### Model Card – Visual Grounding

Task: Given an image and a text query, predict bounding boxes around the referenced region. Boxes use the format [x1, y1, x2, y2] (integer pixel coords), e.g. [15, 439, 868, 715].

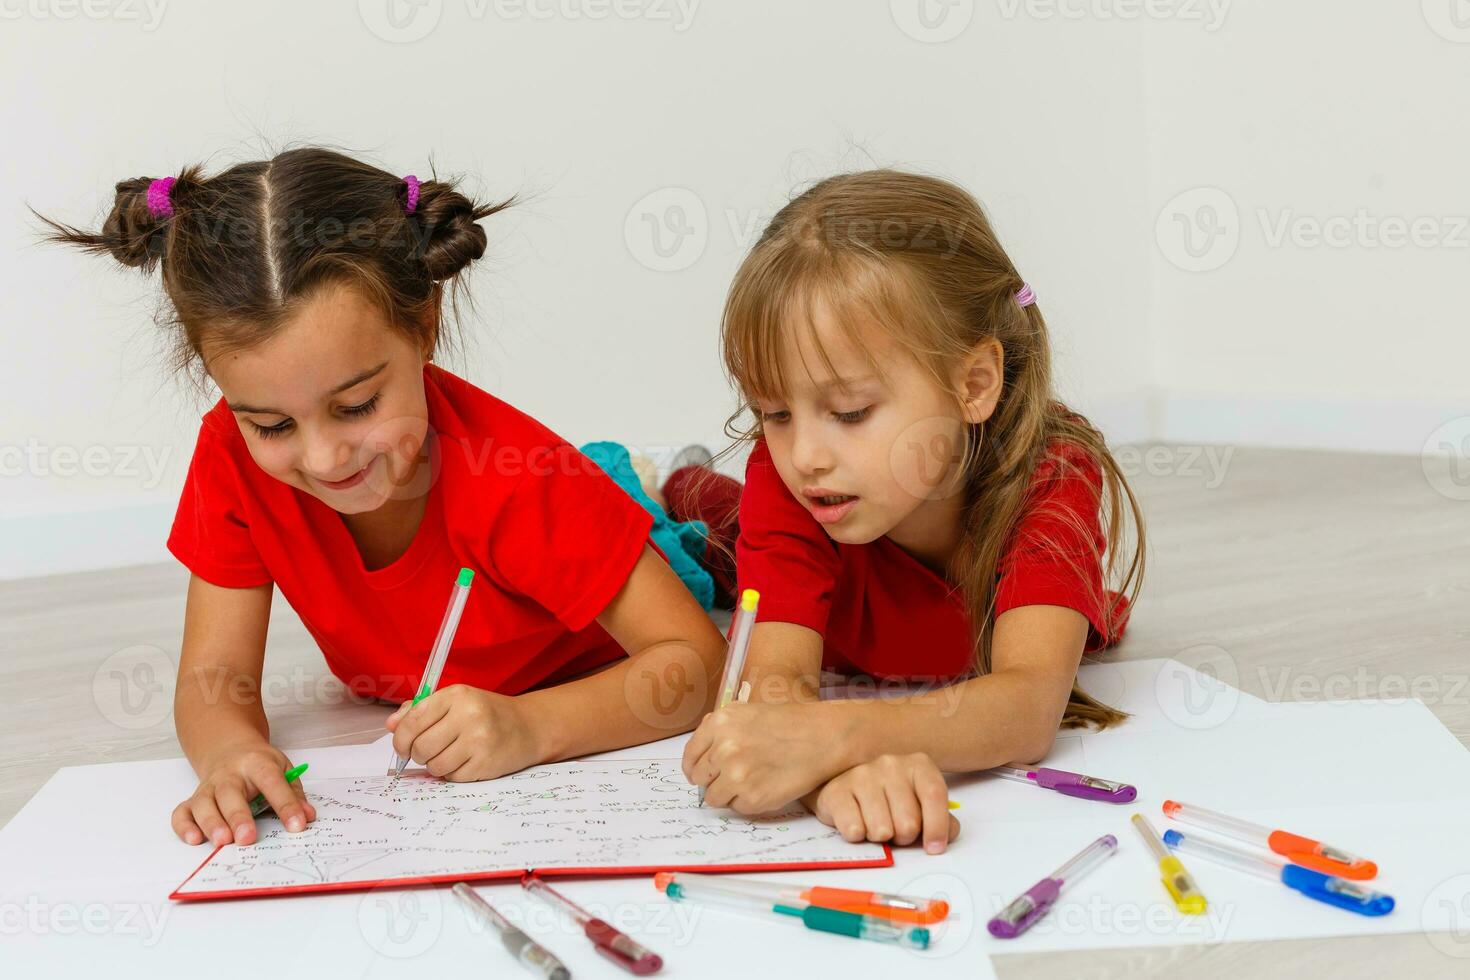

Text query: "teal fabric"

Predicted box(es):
[579, 441, 715, 611]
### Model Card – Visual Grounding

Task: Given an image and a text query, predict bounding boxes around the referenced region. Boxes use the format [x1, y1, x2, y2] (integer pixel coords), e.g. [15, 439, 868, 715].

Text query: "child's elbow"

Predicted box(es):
[1014, 722, 1059, 766]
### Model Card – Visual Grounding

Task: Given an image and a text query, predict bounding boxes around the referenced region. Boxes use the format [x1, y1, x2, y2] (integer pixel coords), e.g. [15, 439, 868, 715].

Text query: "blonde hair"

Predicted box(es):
[720, 170, 1144, 730]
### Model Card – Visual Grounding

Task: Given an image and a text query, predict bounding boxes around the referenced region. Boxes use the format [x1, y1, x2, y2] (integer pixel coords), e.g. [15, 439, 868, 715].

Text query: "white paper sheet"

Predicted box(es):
[174, 760, 887, 898]
[7, 659, 1470, 978]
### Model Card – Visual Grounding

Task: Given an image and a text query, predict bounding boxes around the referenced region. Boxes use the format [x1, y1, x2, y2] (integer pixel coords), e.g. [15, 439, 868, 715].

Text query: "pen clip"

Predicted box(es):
[1280, 865, 1395, 917]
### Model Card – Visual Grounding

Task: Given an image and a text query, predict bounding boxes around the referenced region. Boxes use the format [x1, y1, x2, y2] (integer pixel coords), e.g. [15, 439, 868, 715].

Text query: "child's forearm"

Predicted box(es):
[747, 659, 822, 704]
[174, 663, 274, 773]
[516, 638, 724, 764]
[824, 669, 1069, 773]
[743, 621, 824, 705]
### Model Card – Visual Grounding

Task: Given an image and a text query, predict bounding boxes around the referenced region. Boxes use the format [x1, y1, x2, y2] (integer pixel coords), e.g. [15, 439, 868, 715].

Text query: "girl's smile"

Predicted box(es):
[315, 453, 380, 492]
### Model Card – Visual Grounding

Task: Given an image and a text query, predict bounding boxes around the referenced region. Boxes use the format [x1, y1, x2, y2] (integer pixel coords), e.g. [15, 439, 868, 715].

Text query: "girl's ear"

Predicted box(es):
[956, 337, 1004, 425]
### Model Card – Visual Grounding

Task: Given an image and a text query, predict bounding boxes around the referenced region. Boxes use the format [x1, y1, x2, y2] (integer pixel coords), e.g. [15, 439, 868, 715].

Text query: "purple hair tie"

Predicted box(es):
[1015, 282, 1037, 308]
[403, 174, 421, 213]
[146, 176, 176, 218]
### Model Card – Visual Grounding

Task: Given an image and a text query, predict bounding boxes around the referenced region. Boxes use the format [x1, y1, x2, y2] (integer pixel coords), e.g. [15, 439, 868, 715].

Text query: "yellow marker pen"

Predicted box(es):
[1131, 813, 1207, 915]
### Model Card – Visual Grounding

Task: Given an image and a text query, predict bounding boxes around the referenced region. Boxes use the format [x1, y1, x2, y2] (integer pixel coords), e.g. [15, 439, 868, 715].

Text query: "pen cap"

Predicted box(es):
[1158, 856, 1208, 915]
[987, 878, 1061, 939]
[1035, 769, 1137, 804]
[1280, 865, 1394, 916]
[586, 919, 664, 975]
[1267, 830, 1378, 880]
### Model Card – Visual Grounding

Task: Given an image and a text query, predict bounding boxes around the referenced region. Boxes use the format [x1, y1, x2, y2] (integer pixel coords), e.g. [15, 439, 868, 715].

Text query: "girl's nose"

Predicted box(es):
[304, 432, 355, 479]
[790, 421, 834, 475]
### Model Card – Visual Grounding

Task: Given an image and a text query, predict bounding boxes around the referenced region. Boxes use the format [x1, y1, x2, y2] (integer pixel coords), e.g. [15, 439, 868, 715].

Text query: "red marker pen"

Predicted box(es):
[522, 875, 663, 975]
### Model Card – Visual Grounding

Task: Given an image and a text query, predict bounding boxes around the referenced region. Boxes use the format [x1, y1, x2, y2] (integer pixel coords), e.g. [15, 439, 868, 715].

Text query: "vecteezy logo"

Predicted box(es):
[889, 416, 969, 503]
[624, 188, 708, 272]
[1423, 0, 1470, 42]
[357, 884, 443, 957]
[624, 646, 707, 731]
[1155, 187, 1240, 272]
[1155, 645, 1241, 730]
[1423, 416, 1470, 501]
[896, 871, 974, 959]
[890, 0, 975, 43]
[92, 644, 175, 730]
[358, 0, 443, 43]
[1421, 873, 1470, 957]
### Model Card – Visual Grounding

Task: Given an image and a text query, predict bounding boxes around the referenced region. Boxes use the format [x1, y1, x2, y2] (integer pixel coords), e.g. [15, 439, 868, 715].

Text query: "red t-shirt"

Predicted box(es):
[735, 437, 1130, 683]
[166, 363, 655, 701]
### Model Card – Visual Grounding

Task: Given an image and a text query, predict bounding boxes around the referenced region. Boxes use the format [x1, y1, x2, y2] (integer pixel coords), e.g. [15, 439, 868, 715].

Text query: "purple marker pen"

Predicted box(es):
[988, 834, 1119, 939]
[991, 765, 1137, 804]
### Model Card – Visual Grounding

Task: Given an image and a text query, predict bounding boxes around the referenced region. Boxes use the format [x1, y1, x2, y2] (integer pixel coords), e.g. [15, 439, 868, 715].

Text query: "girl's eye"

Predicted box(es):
[246, 394, 380, 440]
[834, 406, 872, 424]
[343, 393, 380, 418]
[759, 409, 791, 424]
[250, 419, 292, 440]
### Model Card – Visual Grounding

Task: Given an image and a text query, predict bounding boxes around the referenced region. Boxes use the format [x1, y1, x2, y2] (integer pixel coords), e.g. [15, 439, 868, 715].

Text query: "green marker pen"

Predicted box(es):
[390, 567, 476, 776]
[249, 762, 309, 818]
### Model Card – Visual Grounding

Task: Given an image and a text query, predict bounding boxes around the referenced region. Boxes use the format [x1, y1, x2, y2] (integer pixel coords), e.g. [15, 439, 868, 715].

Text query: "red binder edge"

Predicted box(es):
[169, 845, 895, 902]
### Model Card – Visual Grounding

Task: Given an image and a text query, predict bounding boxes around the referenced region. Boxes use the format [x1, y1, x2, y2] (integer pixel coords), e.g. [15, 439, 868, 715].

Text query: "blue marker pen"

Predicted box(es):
[1163, 828, 1394, 916]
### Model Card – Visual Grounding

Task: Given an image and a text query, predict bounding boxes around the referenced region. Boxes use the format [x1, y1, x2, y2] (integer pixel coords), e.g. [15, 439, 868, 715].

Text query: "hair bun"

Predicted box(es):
[410, 179, 502, 280]
[102, 176, 177, 271]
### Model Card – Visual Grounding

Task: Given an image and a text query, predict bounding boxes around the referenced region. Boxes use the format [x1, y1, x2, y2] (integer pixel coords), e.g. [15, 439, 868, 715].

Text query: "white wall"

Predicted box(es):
[1, 1, 1155, 578]
[1144, 2, 1470, 451]
[8, 2, 1465, 580]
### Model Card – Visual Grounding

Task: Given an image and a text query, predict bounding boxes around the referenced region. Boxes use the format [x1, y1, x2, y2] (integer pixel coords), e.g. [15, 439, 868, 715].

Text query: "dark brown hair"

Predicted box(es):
[722, 170, 1146, 730]
[32, 145, 512, 390]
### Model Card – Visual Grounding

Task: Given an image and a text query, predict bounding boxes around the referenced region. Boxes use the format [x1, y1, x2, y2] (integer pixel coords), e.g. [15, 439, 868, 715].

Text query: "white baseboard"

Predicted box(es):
[1157, 391, 1466, 455]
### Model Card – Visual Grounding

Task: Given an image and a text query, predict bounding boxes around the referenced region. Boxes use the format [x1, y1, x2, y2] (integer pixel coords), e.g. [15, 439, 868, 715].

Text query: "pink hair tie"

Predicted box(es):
[1015, 282, 1037, 308]
[403, 174, 421, 213]
[146, 176, 176, 218]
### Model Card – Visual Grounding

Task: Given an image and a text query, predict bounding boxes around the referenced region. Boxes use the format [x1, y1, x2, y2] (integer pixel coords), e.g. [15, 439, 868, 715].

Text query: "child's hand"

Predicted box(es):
[683, 701, 854, 813]
[171, 740, 315, 846]
[805, 753, 960, 855]
[387, 684, 541, 781]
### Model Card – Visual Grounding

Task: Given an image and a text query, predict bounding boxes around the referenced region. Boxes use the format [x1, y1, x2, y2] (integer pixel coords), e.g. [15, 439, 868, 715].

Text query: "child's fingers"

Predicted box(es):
[295, 782, 317, 823]
[171, 800, 206, 845]
[851, 780, 894, 842]
[680, 723, 714, 784]
[883, 781, 924, 847]
[682, 742, 718, 789]
[702, 771, 738, 809]
[391, 695, 452, 760]
[824, 790, 866, 842]
[190, 793, 232, 847]
[407, 716, 459, 765]
[250, 762, 309, 833]
[425, 737, 471, 779]
[215, 782, 257, 845]
[912, 767, 952, 854]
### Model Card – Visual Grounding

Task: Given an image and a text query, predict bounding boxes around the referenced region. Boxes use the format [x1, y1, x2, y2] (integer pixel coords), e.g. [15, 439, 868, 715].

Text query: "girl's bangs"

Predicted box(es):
[727, 252, 936, 403]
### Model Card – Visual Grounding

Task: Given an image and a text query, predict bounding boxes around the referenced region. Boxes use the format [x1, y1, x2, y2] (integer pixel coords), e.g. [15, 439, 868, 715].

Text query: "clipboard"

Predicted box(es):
[171, 762, 893, 901]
